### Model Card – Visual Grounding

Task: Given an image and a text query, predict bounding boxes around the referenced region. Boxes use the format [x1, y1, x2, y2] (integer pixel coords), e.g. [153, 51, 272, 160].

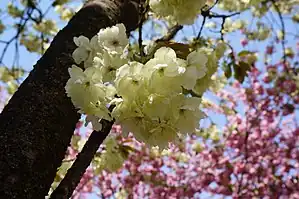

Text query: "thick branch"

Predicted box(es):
[50, 120, 114, 199]
[0, 0, 140, 198]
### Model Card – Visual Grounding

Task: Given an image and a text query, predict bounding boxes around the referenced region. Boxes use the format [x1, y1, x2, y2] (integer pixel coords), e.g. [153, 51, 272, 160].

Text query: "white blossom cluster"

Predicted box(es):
[66, 24, 224, 148]
[149, 0, 207, 25]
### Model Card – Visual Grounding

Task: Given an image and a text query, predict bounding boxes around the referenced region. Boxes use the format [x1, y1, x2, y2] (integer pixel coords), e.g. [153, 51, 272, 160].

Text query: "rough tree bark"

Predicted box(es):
[0, 0, 140, 198]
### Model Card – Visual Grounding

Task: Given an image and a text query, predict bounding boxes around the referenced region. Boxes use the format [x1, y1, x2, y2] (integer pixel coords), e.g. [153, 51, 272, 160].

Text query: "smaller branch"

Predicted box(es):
[196, 0, 240, 40]
[50, 116, 114, 199]
[137, 1, 149, 57]
[213, 12, 241, 40]
[0, 6, 34, 65]
[208, 12, 241, 19]
[196, 16, 207, 39]
[196, 0, 220, 39]
[156, 24, 183, 42]
[0, 37, 15, 65]
[12, 38, 20, 68]
[209, 0, 220, 11]
[0, 40, 8, 44]
[220, 17, 226, 40]
[0, 1, 50, 66]
[270, 0, 287, 64]
[138, 4, 144, 57]
[138, 24, 144, 57]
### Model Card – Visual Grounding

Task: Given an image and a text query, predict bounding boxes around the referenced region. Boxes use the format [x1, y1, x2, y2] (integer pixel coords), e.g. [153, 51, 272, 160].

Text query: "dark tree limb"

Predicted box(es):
[50, 105, 116, 199]
[50, 119, 114, 199]
[0, 0, 141, 198]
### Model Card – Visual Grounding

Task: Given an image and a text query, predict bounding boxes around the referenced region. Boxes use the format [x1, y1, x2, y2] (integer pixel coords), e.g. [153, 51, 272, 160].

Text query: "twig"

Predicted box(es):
[197, 16, 207, 39]
[156, 24, 183, 42]
[208, 12, 241, 40]
[270, 0, 286, 64]
[0, 7, 33, 65]
[209, 0, 220, 10]
[50, 117, 114, 199]
[137, 1, 149, 57]
[196, 0, 219, 39]
[0, 2, 45, 67]
[138, 3, 144, 57]
[0, 1, 50, 67]
[196, 0, 240, 40]
[138, 23, 144, 57]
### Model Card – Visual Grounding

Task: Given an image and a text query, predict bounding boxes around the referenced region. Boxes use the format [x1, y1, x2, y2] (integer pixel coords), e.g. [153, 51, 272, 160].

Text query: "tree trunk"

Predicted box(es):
[0, 1, 140, 198]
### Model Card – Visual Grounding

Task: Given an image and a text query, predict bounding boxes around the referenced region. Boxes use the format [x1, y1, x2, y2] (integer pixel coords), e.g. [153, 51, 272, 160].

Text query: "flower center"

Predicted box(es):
[111, 39, 120, 46]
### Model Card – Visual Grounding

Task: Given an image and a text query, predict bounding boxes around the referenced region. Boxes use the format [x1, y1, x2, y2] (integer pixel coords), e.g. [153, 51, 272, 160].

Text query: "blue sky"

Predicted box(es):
[1, 1, 297, 71]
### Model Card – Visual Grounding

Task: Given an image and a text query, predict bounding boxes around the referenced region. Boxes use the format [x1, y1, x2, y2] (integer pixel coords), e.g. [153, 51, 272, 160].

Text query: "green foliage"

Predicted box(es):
[233, 61, 251, 83]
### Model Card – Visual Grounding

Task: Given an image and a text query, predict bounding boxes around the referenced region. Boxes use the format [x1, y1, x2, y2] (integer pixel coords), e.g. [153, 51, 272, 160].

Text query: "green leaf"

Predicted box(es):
[11, 68, 25, 79]
[0, 67, 13, 82]
[222, 61, 232, 79]
[156, 41, 190, 59]
[238, 50, 252, 57]
[233, 61, 251, 83]
[70, 134, 81, 150]
[7, 81, 18, 94]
